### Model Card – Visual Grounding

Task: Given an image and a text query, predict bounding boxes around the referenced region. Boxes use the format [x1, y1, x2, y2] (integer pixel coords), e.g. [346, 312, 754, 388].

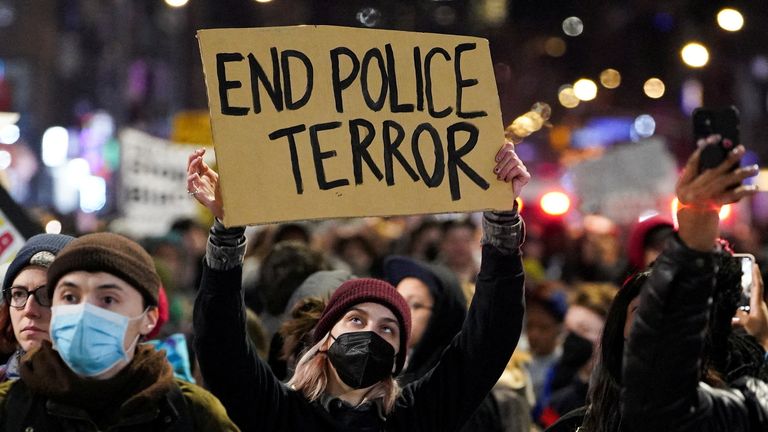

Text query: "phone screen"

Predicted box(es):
[734, 253, 755, 305]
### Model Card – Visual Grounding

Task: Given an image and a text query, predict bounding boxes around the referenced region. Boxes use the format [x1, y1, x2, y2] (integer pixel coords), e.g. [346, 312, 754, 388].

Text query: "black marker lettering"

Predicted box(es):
[361, 48, 387, 111]
[281, 50, 314, 110]
[309, 122, 349, 190]
[455, 43, 487, 119]
[413, 47, 424, 112]
[330, 47, 360, 113]
[411, 123, 445, 187]
[424, 48, 452, 118]
[446, 122, 489, 200]
[349, 118, 383, 184]
[247, 48, 283, 114]
[216, 53, 249, 116]
[268, 124, 308, 194]
[383, 120, 419, 185]
[385, 44, 414, 113]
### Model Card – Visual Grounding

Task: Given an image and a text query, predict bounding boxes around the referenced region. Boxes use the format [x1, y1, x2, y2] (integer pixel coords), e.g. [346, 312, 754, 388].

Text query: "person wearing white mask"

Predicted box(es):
[0, 232, 238, 431]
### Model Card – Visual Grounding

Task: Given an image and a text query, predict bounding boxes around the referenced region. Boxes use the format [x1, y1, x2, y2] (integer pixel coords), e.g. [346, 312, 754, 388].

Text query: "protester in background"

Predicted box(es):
[537, 282, 616, 428]
[624, 215, 674, 276]
[403, 218, 442, 262]
[333, 234, 380, 278]
[170, 217, 209, 293]
[562, 215, 625, 284]
[391, 252, 537, 432]
[244, 240, 328, 336]
[438, 218, 480, 286]
[621, 138, 767, 431]
[525, 287, 567, 402]
[0, 232, 238, 431]
[187, 140, 529, 432]
[270, 269, 353, 380]
[0, 233, 74, 382]
[383, 255, 466, 384]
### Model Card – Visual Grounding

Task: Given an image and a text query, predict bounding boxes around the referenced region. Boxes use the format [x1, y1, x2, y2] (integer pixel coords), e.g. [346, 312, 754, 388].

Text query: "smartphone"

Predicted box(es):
[692, 106, 741, 172]
[733, 253, 754, 308]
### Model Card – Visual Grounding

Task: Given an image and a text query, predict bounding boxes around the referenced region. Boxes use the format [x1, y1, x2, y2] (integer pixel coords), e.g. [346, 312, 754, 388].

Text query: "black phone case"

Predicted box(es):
[693, 106, 740, 172]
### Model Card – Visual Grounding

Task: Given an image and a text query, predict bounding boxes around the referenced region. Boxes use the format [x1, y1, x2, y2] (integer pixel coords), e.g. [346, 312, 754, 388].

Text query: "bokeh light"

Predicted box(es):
[558, 85, 580, 108]
[80, 175, 107, 213]
[599, 69, 621, 89]
[643, 78, 666, 99]
[681, 42, 710, 68]
[42, 126, 69, 167]
[719, 204, 732, 221]
[45, 220, 62, 234]
[544, 37, 566, 57]
[717, 8, 744, 32]
[540, 192, 570, 216]
[0, 150, 11, 170]
[573, 78, 598, 101]
[356, 7, 382, 27]
[164, 0, 189, 8]
[0, 124, 20, 144]
[562, 17, 583, 37]
[633, 114, 656, 138]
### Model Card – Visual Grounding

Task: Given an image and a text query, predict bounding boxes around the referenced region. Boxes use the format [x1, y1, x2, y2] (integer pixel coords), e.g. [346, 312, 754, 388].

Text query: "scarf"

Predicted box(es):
[20, 341, 175, 427]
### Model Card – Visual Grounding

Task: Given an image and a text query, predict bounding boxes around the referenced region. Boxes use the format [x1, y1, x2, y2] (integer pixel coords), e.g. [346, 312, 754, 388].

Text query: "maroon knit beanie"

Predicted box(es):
[313, 278, 411, 375]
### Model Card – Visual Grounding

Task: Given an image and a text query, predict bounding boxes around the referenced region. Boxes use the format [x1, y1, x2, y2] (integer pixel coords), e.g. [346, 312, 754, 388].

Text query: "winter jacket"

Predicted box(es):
[0, 343, 239, 431]
[194, 213, 526, 432]
[621, 234, 768, 432]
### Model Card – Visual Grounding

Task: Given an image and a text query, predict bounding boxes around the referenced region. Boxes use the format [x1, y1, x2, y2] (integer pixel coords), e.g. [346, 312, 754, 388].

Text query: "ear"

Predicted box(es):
[139, 306, 160, 337]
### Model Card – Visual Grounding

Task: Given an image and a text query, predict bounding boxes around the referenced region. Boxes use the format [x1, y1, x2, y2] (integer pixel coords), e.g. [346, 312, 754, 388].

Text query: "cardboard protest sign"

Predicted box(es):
[0, 185, 42, 264]
[198, 26, 511, 226]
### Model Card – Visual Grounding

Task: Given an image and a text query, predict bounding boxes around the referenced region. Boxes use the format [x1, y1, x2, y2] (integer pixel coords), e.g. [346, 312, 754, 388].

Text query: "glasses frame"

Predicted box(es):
[3, 286, 51, 309]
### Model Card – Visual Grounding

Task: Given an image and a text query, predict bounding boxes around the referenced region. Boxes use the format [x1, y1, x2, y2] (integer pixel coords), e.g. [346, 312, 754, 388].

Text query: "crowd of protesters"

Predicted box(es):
[0, 133, 766, 431]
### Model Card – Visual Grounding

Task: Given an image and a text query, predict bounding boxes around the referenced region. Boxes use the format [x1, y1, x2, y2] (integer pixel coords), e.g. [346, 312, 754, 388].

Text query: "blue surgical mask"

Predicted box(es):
[50, 303, 146, 377]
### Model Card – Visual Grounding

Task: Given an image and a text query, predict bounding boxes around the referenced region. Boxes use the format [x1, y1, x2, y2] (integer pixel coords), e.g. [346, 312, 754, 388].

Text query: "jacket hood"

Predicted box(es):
[383, 256, 466, 382]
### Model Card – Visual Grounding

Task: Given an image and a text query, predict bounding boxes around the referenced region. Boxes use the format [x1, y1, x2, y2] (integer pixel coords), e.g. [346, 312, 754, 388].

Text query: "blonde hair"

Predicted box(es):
[287, 332, 402, 414]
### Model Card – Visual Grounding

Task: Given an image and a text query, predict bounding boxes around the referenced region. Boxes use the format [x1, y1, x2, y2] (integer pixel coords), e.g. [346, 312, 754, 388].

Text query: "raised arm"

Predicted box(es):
[188, 149, 294, 432]
[392, 142, 530, 430]
[621, 137, 760, 431]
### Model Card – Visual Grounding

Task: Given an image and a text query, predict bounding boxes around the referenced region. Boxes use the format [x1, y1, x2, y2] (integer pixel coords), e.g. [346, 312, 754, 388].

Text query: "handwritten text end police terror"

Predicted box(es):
[216, 43, 492, 201]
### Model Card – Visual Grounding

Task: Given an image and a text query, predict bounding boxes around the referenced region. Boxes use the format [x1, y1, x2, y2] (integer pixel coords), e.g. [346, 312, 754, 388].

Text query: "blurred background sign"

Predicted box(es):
[110, 128, 213, 238]
[569, 138, 677, 224]
[171, 110, 213, 145]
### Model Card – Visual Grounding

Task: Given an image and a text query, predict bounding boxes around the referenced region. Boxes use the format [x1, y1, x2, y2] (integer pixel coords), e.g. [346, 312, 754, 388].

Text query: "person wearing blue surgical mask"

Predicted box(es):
[0, 232, 239, 431]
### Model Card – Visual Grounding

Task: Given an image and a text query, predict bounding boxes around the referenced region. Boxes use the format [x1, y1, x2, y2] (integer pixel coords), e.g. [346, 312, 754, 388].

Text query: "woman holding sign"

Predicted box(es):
[187, 141, 530, 431]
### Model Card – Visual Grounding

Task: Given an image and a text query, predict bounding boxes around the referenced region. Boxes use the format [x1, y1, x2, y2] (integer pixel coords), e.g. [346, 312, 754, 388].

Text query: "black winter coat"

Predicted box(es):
[194, 242, 525, 432]
[621, 235, 768, 432]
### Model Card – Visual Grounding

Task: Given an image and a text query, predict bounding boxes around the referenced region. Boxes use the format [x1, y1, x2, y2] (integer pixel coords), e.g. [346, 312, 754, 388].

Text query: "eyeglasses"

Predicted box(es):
[408, 302, 433, 312]
[3, 286, 51, 309]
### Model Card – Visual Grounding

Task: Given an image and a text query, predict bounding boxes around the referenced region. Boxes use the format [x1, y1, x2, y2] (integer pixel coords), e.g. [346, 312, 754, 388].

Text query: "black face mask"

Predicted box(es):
[326, 331, 396, 389]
